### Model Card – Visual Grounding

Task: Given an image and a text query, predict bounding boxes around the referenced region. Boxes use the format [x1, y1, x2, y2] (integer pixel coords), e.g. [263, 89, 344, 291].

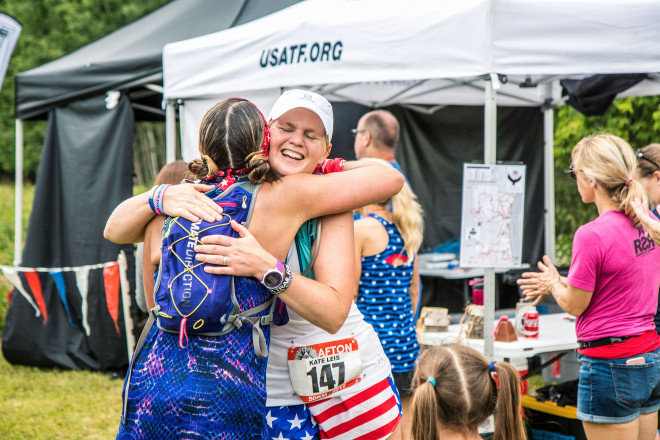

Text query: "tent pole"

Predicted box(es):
[165, 100, 176, 164]
[543, 84, 556, 262]
[178, 100, 185, 158]
[483, 77, 497, 360]
[14, 119, 23, 266]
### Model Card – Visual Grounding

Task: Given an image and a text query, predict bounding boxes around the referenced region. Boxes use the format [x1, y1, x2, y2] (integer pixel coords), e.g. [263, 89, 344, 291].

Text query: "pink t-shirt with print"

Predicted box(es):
[567, 210, 660, 341]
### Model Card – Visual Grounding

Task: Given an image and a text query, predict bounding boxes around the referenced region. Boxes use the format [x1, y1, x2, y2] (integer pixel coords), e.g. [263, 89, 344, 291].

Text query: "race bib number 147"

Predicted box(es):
[287, 338, 363, 403]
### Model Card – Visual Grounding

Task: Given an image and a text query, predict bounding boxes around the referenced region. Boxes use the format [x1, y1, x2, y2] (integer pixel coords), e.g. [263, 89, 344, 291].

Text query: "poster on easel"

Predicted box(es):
[459, 163, 526, 268]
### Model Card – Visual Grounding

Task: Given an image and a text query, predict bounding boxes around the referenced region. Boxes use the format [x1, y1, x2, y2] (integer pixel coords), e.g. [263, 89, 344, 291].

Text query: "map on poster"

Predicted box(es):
[459, 163, 525, 268]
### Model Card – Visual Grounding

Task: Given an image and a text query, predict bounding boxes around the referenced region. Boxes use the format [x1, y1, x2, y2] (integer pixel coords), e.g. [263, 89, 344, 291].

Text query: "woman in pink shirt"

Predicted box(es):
[518, 134, 660, 440]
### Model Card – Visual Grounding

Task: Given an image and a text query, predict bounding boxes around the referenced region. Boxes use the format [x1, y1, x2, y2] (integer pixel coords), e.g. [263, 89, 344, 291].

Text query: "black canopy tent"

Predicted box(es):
[14, 0, 303, 121]
[5, 0, 303, 370]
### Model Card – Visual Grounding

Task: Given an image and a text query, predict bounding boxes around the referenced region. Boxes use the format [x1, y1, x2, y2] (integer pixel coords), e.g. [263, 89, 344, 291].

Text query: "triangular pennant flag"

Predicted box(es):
[103, 263, 121, 334]
[118, 251, 136, 357]
[24, 270, 47, 324]
[1, 267, 41, 317]
[73, 267, 91, 336]
[49, 270, 77, 329]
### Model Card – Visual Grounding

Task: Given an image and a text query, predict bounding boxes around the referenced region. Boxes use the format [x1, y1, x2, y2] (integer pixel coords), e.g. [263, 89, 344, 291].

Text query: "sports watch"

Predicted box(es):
[261, 259, 286, 290]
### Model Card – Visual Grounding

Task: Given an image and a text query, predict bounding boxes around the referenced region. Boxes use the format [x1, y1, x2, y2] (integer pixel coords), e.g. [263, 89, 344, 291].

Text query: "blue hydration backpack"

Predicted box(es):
[152, 180, 287, 358]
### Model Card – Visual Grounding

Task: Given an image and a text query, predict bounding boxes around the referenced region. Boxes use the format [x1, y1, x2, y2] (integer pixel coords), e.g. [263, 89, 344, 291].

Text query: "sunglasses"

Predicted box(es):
[636, 149, 660, 170]
[351, 128, 367, 137]
[569, 167, 581, 180]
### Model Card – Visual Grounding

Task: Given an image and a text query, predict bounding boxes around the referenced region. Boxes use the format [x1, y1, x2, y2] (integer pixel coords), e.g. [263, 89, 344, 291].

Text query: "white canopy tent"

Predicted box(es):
[161, 0, 660, 357]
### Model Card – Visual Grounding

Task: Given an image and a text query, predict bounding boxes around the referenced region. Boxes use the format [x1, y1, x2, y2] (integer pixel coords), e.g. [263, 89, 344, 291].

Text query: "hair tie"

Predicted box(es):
[489, 362, 496, 372]
[261, 123, 271, 157]
[426, 377, 436, 387]
[625, 177, 633, 186]
[201, 154, 219, 175]
[202, 167, 248, 190]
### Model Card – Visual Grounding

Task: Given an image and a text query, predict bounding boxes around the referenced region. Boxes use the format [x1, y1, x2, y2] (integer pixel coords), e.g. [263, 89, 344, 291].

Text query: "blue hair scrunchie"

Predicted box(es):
[489, 361, 496, 372]
[426, 377, 436, 387]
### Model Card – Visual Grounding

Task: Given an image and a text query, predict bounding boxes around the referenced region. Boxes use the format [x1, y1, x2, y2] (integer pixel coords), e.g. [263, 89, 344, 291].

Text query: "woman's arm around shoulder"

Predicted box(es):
[272, 163, 404, 222]
[104, 183, 222, 244]
[104, 192, 155, 244]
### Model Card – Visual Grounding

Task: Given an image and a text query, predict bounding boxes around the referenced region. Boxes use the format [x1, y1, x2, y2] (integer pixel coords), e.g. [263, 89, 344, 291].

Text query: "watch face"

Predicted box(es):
[264, 271, 283, 288]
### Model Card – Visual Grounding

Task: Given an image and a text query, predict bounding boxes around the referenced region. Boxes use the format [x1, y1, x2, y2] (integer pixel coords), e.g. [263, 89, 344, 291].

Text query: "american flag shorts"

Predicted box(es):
[266, 375, 402, 440]
[265, 403, 319, 440]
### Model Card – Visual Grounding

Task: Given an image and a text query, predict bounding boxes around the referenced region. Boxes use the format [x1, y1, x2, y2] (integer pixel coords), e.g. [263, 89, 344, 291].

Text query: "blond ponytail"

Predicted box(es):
[620, 178, 648, 228]
[391, 181, 424, 258]
[572, 134, 648, 227]
[355, 158, 424, 258]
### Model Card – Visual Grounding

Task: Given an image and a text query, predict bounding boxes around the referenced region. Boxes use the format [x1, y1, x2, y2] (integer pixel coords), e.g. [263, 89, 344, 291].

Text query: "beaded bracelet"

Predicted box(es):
[156, 184, 171, 215]
[152, 185, 164, 215]
[147, 185, 158, 214]
[160, 184, 172, 212]
[154, 184, 171, 215]
[148, 184, 171, 215]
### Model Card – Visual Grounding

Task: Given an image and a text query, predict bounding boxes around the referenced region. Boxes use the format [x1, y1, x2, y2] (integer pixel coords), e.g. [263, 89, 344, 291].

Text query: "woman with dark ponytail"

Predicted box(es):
[632, 144, 660, 248]
[106, 97, 404, 439]
[519, 134, 660, 440]
[410, 344, 525, 440]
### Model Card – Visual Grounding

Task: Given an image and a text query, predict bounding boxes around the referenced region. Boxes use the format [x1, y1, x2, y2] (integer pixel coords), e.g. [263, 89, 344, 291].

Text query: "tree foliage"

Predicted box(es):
[0, 0, 170, 181]
[553, 96, 660, 265]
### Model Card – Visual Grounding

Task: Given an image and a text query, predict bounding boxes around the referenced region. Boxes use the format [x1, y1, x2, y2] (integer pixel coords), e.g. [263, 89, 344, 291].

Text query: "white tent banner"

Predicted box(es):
[164, 0, 660, 157]
[164, 0, 490, 102]
[163, 0, 660, 100]
[491, 0, 660, 75]
[0, 14, 21, 94]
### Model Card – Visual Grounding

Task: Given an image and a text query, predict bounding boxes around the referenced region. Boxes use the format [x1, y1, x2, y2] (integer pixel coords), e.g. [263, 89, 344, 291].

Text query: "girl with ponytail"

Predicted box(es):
[518, 134, 660, 440]
[410, 344, 525, 440]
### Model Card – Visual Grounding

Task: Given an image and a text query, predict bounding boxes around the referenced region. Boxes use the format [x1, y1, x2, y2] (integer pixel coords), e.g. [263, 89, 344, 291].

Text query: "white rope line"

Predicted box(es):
[0, 260, 119, 273]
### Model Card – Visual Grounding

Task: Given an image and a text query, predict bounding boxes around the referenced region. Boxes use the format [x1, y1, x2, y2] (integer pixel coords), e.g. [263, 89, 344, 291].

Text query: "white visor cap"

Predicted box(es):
[268, 89, 334, 142]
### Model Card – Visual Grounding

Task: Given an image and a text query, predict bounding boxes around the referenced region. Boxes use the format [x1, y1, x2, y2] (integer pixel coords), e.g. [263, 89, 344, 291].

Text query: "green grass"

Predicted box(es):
[0, 354, 123, 439]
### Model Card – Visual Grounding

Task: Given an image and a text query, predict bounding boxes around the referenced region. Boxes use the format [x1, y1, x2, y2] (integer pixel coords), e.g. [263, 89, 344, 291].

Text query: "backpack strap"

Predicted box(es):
[217, 181, 275, 358]
[219, 295, 276, 359]
[292, 218, 322, 278]
[301, 218, 322, 277]
[153, 293, 274, 359]
[122, 306, 159, 422]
